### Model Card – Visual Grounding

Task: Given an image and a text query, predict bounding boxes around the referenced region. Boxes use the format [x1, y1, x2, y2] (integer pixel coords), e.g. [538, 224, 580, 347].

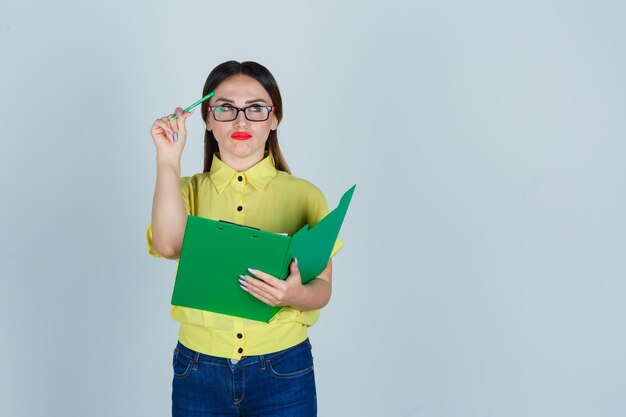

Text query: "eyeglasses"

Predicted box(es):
[208, 105, 276, 122]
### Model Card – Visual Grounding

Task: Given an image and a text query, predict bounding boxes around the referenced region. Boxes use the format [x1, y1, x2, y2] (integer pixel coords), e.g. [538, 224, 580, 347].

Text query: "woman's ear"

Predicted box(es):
[270, 114, 278, 131]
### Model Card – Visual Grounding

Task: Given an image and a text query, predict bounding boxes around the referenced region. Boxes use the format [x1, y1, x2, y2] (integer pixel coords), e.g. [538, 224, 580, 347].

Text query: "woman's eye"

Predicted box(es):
[216, 106, 234, 113]
[248, 105, 263, 112]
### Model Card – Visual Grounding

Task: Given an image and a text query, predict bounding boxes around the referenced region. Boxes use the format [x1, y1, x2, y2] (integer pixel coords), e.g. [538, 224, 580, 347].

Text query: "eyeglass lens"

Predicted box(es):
[213, 106, 270, 121]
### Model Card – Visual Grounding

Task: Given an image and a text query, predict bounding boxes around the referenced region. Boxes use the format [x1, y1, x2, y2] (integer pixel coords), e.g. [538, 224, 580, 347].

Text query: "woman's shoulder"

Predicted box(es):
[274, 171, 326, 200]
[274, 171, 330, 224]
[179, 172, 211, 187]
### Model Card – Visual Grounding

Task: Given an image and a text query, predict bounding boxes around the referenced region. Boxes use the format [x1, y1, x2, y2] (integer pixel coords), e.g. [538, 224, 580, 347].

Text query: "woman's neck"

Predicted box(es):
[219, 153, 264, 173]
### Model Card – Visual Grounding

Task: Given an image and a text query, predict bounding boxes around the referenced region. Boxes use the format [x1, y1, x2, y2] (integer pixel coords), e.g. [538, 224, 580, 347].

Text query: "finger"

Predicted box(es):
[178, 109, 193, 125]
[152, 120, 174, 142]
[152, 119, 173, 132]
[247, 268, 282, 287]
[289, 258, 301, 277]
[284, 259, 302, 284]
[243, 285, 277, 306]
[239, 275, 278, 298]
[157, 117, 175, 134]
[176, 109, 192, 138]
[240, 278, 278, 306]
[240, 275, 286, 306]
[169, 111, 180, 132]
[163, 108, 180, 129]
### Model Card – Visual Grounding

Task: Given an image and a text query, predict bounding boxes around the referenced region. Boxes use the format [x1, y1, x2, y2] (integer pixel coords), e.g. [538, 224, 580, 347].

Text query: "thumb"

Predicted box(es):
[177, 109, 193, 136]
[288, 258, 300, 279]
[171, 108, 187, 137]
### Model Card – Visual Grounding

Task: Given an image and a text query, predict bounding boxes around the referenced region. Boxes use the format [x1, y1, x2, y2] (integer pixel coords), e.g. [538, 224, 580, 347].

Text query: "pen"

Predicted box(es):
[170, 91, 215, 120]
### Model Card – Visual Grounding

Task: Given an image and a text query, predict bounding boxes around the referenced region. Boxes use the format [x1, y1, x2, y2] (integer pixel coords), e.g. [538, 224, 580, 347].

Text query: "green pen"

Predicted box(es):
[170, 91, 215, 120]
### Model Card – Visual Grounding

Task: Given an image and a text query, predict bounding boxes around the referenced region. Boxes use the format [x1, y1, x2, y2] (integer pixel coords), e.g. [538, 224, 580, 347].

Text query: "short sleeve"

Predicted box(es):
[146, 176, 195, 259]
[146, 224, 163, 258]
[179, 176, 195, 216]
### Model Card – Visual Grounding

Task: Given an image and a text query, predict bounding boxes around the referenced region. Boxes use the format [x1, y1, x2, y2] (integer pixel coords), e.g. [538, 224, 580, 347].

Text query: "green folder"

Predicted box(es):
[171, 184, 356, 323]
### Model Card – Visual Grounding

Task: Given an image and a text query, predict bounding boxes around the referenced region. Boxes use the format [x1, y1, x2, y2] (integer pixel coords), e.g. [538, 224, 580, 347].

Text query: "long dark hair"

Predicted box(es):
[200, 61, 290, 174]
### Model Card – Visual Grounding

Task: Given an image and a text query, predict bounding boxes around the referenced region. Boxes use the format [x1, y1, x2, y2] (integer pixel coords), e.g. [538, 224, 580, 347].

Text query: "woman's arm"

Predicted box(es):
[240, 259, 333, 311]
[150, 108, 192, 259]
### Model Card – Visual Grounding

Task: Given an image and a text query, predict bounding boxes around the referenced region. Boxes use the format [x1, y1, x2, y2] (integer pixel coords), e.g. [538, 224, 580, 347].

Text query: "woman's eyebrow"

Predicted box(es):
[214, 98, 268, 104]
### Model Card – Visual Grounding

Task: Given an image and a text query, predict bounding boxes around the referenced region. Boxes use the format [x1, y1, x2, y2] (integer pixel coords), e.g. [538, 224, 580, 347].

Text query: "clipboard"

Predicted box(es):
[171, 184, 356, 322]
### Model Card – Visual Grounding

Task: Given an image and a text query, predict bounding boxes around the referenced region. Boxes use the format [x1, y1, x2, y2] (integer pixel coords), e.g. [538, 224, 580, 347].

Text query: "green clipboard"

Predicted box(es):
[171, 184, 356, 322]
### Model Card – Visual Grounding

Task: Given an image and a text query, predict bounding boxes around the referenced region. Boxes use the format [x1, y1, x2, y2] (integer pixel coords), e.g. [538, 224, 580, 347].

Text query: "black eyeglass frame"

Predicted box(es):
[208, 105, 276, 122]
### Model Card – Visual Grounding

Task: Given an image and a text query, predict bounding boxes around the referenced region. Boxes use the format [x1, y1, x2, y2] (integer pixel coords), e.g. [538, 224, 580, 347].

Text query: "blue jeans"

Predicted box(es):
[172, 339, 317, 417]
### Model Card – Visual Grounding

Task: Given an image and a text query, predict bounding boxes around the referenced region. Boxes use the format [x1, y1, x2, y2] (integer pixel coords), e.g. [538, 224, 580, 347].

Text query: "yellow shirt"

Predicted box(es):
[147, 155, 342, 359]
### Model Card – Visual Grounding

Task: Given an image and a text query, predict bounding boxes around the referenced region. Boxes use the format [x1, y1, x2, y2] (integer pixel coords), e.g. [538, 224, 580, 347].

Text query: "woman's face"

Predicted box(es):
[205, 74, 278, 169]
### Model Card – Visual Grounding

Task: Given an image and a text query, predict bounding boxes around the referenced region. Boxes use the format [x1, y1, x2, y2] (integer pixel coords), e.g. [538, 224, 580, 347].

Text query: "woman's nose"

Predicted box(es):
[233, 110, 249, 127]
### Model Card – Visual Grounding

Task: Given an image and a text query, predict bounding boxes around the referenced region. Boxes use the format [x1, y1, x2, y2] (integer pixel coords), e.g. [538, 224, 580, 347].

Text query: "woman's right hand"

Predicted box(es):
[150, 107, 193, 162]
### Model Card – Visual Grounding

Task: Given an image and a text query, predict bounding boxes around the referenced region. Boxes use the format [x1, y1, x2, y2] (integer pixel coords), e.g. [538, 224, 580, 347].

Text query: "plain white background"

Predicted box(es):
[1, 1, 625, 416]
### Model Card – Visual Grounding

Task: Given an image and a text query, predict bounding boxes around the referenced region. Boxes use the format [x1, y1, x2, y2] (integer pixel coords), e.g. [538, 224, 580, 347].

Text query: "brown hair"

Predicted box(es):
[200, 61, 290, 174]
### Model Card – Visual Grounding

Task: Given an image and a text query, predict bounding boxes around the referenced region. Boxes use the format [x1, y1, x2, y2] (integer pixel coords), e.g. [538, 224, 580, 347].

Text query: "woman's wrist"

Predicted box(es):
[156, 155, 181, 174]
[289, 278, 331, 311]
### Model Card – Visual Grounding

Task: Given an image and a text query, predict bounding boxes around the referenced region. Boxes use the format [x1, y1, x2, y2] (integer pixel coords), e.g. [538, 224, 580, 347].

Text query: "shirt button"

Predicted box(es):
[238, 348, 243, 354]
[238, 176, 243, 182]
[237, 206, 243, 212]
[230, 359, 239, 365]
[237, 333, 243, 339]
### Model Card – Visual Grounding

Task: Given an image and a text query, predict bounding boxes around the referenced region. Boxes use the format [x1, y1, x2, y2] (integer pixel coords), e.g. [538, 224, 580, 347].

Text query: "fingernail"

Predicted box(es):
[173, 132, 178, 141]
[165, 127, 173, 134]
[295, 258, 298, 265]
[240, 285, 249, 292]
[248, 268, 257, 274]
[239, 274, 247, 281]
[175, 109, 182, 116]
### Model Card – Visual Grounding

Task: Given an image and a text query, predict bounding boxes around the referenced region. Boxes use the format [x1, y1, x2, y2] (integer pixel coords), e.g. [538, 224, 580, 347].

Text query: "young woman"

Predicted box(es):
[147, 61, 342, 417]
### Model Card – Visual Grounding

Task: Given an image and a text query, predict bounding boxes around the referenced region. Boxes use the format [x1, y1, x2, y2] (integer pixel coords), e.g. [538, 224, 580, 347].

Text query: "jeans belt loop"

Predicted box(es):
[192, 352, 200, 371]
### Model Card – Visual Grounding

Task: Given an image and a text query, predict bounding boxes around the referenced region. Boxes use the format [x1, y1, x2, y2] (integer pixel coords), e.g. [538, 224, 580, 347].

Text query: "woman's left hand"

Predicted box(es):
[240, 259, 304, 307]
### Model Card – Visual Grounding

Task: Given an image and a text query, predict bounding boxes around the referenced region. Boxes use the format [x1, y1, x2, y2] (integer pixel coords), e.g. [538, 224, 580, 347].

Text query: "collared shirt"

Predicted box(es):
[147, 154, 342, 359]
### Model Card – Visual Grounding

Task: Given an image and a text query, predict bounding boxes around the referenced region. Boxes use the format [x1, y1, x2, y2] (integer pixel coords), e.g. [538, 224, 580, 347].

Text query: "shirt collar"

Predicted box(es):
[209, 154, 278, 194]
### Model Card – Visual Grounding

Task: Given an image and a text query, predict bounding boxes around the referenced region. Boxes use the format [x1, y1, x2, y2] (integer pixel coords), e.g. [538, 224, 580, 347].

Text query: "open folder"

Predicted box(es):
[171, 184, 356, 323]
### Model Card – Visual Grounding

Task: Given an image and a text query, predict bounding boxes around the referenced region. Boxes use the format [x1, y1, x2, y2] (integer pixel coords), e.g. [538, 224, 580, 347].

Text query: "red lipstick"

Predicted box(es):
[231, 132, 252, 140]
